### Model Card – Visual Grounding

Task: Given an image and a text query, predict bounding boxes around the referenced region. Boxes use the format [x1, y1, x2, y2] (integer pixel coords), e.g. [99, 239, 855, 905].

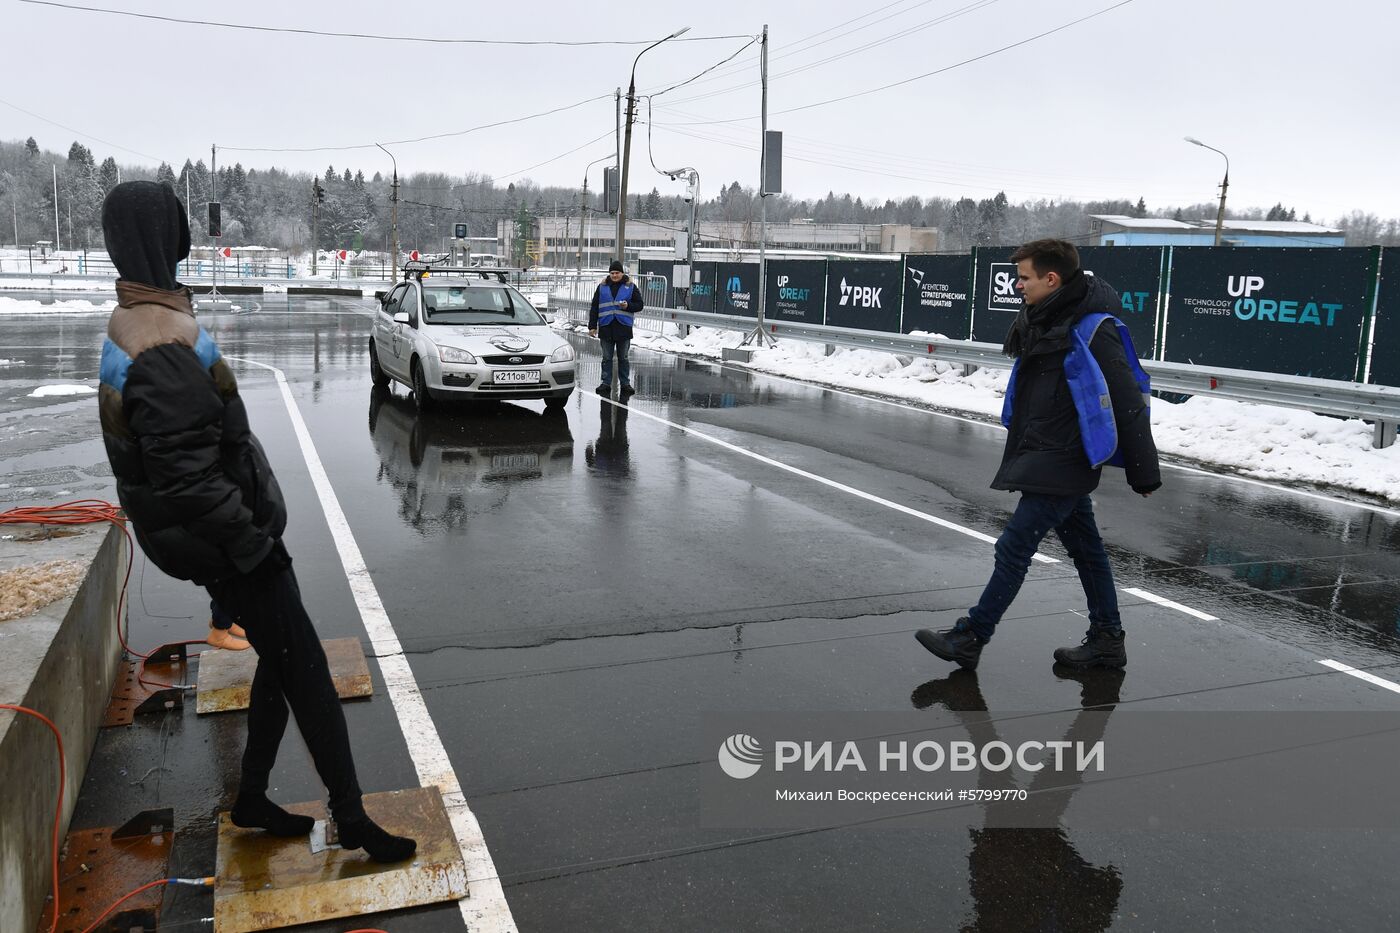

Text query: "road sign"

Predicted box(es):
[220, 246, 232, 258]
[338, 249, 348, 261]
[409, 249, 420, 261]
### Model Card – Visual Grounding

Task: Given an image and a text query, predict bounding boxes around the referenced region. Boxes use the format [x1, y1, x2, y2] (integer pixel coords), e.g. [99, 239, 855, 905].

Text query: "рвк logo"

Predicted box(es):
[838, 277, 882, 308]
[718, 733, 764, 779]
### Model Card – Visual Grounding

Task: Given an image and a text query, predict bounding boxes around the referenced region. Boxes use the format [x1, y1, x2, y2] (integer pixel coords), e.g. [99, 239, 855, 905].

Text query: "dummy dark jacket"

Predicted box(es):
[588, 275, 644, 340]
[993, 273, 1161, 497]
[98, 281, 286, 585]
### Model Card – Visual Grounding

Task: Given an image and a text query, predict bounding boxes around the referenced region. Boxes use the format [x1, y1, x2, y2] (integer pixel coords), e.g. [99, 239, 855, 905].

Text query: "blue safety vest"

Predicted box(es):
[598, 282, 635, 328]
[1001, 313, 1151, 469]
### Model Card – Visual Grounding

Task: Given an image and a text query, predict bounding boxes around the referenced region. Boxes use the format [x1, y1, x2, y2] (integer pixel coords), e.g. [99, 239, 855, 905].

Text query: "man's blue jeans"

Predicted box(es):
[967, 493, 1121, 642]
[600, 336, 631, 388]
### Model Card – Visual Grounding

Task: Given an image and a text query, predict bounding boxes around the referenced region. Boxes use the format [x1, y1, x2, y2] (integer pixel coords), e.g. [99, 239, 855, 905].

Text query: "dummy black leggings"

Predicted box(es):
[205, 544, 365, 822]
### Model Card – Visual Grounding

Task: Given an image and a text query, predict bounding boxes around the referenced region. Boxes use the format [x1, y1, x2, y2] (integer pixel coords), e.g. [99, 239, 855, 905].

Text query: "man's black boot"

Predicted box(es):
[914, 617, 985, 671]
[596, 383, 610, 396]
[1053, 628, 1127, 670]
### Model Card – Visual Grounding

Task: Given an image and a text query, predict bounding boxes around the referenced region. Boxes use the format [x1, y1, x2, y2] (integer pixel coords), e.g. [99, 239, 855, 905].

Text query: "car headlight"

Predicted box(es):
[438, 345, 477, 364]
[548, 343, 575, 363]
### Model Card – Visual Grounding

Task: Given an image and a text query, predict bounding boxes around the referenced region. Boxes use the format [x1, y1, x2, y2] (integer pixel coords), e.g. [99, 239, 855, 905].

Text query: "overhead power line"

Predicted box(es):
[0, 95, 170, 164]
[666, 0, 1138, 125]
[220, 93, 612, 153]
[20, 1, 751, 45]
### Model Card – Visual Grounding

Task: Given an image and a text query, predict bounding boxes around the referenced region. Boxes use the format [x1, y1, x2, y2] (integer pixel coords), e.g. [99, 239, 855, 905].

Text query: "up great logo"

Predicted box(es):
[1226, 274, 1342, 327]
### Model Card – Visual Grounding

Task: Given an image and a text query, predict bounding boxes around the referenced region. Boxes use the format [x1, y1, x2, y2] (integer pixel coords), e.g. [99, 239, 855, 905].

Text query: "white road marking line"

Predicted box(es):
[1122, 586, 1219, 621]
[1317, 659, 1400, 696]
[610, 399, 1058, 563]
[232, 356, 515, 933]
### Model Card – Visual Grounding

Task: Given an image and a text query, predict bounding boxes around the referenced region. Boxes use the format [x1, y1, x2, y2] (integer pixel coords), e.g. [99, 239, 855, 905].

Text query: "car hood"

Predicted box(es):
[426, 325, 567, 355]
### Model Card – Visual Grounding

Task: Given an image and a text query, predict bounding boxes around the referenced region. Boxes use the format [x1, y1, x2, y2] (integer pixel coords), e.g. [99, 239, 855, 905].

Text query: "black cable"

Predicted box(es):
[20, 1, 752, 45]
[667, 0, 1138, 125]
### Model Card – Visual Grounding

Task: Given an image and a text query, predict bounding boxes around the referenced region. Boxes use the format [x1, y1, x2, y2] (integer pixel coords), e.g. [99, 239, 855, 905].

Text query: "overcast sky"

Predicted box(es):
[2, 0, 1395, 222]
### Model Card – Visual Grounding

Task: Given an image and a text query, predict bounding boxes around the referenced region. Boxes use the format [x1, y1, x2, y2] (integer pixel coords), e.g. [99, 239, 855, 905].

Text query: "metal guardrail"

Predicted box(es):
[552, 296, 1400, 449]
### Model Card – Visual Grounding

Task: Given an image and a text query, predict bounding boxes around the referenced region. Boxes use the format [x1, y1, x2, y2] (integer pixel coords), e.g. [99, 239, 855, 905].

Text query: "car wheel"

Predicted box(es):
[412, 359, 435, 412]
[369, 341, 390, 388]
[545, 394, 569, 411]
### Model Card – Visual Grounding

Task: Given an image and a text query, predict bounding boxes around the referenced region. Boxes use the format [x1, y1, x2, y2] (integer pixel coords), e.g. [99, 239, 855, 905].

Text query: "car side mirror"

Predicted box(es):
[393, 312, 410, 324]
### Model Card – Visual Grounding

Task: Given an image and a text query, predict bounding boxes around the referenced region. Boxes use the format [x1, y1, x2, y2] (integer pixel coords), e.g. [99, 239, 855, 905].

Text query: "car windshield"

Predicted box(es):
[421, 285, 543, 326]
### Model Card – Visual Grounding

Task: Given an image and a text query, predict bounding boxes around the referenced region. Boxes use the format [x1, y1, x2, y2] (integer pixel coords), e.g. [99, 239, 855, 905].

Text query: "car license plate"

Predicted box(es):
[492, 453, 539, 471]
[494, 370, 540, 385]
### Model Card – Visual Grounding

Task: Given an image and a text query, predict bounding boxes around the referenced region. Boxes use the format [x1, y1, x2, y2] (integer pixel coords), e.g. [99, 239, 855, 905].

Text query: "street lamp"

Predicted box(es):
[616, 25, 690, 263]
[1184, 136, 1229, 247]
[375, 142, 400, 276]
[662, 166, 699, 307]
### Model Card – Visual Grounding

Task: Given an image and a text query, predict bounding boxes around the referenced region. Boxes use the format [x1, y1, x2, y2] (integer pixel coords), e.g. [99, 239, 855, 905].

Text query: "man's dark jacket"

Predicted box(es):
[588, 274, 644, 340]
[98, 182, 286, 585]
[994, 271, 1160, 497]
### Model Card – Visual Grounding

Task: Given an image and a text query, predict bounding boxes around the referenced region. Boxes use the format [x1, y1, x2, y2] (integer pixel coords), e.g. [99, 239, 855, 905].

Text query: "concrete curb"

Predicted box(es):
[0, 524, 126, 932]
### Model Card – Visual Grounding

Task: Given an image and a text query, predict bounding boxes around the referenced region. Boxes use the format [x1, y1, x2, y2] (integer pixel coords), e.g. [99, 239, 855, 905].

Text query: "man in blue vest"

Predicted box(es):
[916, 239, 1160, 672]
[589, 260, 643, 397]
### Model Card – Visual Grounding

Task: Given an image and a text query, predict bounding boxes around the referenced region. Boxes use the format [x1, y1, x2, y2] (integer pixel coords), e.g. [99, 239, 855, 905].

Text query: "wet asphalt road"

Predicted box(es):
[5, 291, 1400, 931]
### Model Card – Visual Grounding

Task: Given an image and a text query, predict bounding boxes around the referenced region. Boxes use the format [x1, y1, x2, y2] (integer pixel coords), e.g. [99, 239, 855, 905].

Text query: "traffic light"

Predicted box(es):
[454, 223, 468, 238]
[313, 181, 325, 203]
[603, 166, 619, 215]
[208, 202, 222, 238]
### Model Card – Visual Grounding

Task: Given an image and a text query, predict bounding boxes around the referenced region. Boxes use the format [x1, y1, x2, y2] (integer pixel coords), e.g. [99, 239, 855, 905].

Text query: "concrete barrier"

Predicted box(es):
[190, 284, 264, 295]
[286, 286, 366, 297]
[0, 524, 126, 932]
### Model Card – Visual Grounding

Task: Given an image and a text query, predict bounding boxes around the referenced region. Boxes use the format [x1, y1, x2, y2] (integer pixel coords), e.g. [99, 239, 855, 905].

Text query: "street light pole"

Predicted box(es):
[1185, 136, 1229, 247]
[376, 143, 400, 277]
[616, 25, 690, 265]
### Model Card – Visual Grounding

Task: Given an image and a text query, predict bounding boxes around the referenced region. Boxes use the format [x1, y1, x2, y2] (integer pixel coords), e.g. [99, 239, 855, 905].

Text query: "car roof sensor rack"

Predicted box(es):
[402, 259, 520, 284]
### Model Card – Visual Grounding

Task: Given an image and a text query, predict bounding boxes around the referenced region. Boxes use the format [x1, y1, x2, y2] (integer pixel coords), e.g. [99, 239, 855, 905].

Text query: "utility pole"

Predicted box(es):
[742, 25, 776, 350]
[616, 28, 689, 265]
[210, 144, 218, 297]
[311, 180, 321, 276]
[613, 87, 622, 261]
[1185, 136, 1230, 247]
[52, 163, 60, 251]
[376, 143, 400, 277]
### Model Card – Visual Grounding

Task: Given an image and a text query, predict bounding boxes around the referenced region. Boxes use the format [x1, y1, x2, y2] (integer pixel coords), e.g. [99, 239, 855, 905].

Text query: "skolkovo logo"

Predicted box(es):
[718, 733, 764, 779]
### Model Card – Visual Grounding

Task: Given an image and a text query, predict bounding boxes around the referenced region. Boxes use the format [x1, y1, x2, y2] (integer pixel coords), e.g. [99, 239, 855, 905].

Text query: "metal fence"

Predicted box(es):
[551, 295, 1400, 449]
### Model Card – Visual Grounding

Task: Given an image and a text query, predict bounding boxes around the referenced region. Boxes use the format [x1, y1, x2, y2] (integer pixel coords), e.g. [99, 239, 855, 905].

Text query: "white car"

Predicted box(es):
[369, 268, 577, 410]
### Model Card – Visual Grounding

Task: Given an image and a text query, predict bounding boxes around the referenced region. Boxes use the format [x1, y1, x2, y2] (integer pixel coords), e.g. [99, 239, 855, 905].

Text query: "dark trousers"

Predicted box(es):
[599, 335, 631, 388]
[205, 545, 365, 822]
[967, 493, 1121, 642]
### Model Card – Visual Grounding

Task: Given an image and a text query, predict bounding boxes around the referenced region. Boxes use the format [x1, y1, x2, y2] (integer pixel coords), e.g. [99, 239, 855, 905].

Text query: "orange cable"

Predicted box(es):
[0, 704, 66, 933]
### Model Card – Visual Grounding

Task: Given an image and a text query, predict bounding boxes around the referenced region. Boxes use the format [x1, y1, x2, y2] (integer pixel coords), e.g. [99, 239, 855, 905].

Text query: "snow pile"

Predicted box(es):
[29, 384, 97, 398]
[0, 296, 115, 314]
[627, 323, 1400, 502]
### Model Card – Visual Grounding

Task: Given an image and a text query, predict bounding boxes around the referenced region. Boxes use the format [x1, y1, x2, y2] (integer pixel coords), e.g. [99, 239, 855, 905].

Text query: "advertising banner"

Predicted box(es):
[689, 261, 719, 313]
[901, 254, 972, 338]
[1162, 247, 1372, 380]
[972, 247, 1019, 342]
[823, 259, 903, 333]
[765, 260, 827, 325]
[717, 262, 761, 318]
[972, 246, 1162, 353]
[1366, 248, 1398, 387]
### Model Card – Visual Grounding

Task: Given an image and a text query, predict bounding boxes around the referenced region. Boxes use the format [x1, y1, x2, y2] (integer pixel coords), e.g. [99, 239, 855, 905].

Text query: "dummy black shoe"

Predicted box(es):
[910, 669, 987, 711]
[596, 383, 610, 396]
[619, 384, 636, 397]
[336, 815, 417, 863]
[1052, 665, 1126, 709]
[914, 617, 985, 671]
[1053, 628, 1127, 671]
[230, 793, 315, 837]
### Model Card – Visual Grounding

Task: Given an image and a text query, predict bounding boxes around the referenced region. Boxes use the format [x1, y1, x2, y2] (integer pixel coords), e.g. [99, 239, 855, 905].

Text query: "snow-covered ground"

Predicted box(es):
[599, 322, 1400, 505]
[0, 296, 115, 314]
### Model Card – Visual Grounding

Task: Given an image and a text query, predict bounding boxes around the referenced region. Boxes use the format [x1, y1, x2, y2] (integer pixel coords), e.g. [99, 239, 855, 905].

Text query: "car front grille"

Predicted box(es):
[481, 354, 546, 365]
